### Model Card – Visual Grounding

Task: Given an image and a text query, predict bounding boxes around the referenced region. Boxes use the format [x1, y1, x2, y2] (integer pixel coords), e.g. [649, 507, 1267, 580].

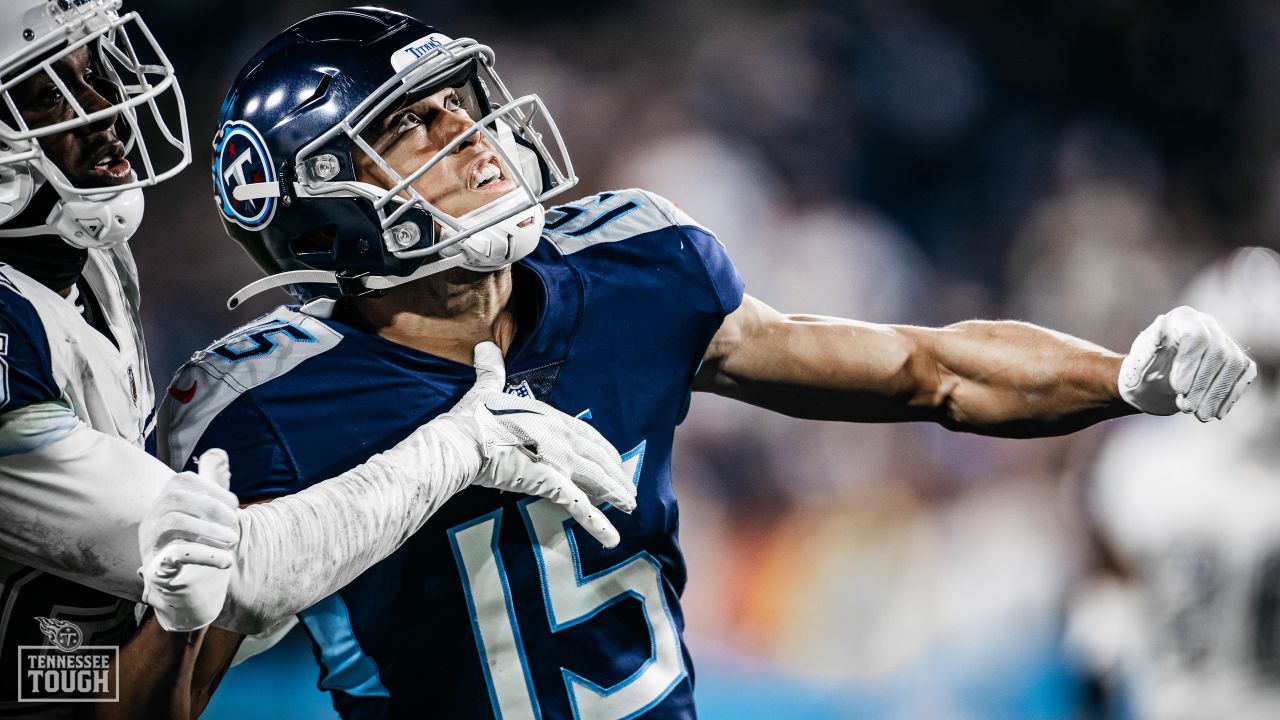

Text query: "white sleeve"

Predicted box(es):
[214, 414, 481, 635]
[230, 616, 298, 667]
[0, 404, 163, 600]
[0, 404, 482, 637]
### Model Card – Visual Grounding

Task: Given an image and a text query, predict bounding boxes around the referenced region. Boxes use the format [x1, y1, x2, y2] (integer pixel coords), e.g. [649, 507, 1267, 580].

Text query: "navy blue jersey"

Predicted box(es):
[159, 189, 744, 719]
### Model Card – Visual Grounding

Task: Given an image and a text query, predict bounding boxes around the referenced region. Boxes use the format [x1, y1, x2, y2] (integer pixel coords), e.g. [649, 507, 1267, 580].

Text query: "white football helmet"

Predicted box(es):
[0, 0, 189, 249]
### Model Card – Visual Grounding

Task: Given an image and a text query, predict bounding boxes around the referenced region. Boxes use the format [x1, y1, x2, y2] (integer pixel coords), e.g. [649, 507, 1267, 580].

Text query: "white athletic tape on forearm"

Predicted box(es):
[214, 415, 481, 635]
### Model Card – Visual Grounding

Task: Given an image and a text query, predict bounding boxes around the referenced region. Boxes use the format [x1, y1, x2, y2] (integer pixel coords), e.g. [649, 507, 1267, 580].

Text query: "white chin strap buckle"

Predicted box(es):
[0, 187, 144, 249]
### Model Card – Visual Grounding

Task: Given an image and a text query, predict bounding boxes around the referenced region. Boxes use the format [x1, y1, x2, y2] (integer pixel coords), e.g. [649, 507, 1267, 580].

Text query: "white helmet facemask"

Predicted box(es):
[225, 34, 578, 309]
[0, 0, 190, 248]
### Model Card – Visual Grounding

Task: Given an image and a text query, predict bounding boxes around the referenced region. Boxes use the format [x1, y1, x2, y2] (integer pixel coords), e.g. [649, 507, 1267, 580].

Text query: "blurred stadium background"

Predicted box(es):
[120, 0, 1280, 717]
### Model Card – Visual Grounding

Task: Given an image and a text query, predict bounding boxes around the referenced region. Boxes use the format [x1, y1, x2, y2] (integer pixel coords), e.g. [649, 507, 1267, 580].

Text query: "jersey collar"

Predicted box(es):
[503, 238, 583, 373]
[296, 237, 584, 378]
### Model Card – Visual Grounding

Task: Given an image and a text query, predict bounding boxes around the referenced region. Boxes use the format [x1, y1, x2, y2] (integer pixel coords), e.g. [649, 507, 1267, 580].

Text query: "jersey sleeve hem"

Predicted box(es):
[638, 189, 745, 317]
[680, 225, 745, 317]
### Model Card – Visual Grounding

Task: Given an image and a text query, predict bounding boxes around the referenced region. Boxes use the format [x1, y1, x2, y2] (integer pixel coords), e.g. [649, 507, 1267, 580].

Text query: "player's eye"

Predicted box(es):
[395, 111, 422, 134]
[37, 84, 63, 109]
[446, 92, 465, 114]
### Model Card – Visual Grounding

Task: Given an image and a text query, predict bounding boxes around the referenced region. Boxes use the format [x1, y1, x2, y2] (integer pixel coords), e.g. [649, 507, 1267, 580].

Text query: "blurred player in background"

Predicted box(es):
[1069, 246, 1280, 720]
[158, 7, 1259, 718]
[0, 1, 630, 716]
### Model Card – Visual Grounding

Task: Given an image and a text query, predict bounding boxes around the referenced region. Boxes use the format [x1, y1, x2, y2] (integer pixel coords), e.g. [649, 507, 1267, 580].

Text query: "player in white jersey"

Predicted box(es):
[0, 1, 632, 715]
[1070, 247, 1280, 720]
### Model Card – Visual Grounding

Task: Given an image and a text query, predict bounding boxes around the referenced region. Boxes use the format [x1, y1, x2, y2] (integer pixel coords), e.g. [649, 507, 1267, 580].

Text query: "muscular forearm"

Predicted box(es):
[700, 296, 1136, 437]
[188, 627, 243, 717]
[898, 320, 1137, 436]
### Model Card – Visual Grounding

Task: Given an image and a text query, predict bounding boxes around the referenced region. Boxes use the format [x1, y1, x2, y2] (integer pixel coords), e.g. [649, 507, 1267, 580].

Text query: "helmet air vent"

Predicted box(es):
[286, 72, 333, 119]
[290, 224, 337, 257]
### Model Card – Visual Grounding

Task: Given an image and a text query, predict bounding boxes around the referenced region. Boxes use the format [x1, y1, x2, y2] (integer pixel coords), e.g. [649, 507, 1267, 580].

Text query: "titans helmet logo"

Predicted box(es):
[213, 120, 277, 231]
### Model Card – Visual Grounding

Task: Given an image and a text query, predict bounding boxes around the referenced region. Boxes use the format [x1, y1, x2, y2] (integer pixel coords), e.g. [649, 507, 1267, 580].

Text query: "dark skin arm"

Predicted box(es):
[91, 614, 242, 720]
[695, 294, 1139, 438]
[178, 498, 271, 719]
[14, 47, 237, 720]
[186, 627, 244, 717]
[94, 617, 207, 720]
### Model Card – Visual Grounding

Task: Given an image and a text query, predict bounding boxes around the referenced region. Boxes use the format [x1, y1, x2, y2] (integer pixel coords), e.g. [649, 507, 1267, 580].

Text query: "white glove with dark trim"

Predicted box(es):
[1119, 305, 1257, 421]
[442, 342, 635, 547]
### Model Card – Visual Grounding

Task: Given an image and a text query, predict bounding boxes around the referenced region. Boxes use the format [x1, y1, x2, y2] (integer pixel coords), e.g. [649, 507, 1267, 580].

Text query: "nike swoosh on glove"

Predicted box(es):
[1119, 305, 1257, 421]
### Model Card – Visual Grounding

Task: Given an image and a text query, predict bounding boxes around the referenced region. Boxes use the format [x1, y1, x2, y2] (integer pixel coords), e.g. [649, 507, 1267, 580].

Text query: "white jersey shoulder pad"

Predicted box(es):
[158, 306, 342, 470]
[542, 188, 713, 256]
[0, 262, 148, 445]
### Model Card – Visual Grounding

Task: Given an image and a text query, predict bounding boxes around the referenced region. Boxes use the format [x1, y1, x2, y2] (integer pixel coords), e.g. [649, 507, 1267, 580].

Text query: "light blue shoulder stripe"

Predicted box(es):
[298, 594, 390, 699]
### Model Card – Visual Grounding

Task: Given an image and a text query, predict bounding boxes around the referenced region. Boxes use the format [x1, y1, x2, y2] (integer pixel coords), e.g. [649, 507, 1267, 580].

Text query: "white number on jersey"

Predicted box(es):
[448, 442, 687, 719]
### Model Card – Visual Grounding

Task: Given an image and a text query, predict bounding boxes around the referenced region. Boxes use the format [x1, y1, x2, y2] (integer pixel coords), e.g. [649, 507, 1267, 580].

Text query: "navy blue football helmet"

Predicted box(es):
[211, 7, 577, 307]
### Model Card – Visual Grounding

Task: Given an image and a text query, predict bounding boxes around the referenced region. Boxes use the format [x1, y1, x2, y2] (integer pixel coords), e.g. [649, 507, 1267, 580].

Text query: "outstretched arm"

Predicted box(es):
[695, 295, 1253, 437]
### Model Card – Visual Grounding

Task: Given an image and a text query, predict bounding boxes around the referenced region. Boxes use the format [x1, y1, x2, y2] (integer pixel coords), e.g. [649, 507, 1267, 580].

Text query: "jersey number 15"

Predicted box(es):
[448, 442, 686, 719]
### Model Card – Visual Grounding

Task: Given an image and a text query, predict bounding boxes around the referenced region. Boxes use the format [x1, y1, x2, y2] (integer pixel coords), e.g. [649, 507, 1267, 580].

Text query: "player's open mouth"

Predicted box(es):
[468, 156, 515, 194]
[88, 142, 131, 184]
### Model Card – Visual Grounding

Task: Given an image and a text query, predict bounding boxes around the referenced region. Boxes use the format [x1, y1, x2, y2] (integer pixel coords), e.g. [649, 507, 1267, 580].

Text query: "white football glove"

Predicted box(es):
[138, 449, 240, 632]
[1119, 305, 1257, 421]
[440, 342, 635, 547]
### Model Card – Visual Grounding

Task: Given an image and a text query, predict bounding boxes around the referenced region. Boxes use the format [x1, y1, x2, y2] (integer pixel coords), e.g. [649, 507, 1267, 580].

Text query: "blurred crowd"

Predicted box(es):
[120, 0, 1280, 717]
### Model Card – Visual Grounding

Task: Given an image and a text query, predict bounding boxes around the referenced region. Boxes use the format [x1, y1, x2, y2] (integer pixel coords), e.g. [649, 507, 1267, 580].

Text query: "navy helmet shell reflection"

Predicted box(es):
[213, 120, 277, 231]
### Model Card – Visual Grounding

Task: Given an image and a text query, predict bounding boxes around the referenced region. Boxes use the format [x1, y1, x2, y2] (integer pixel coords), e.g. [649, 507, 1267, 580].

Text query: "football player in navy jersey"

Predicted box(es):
[161, 7, 1258, 719]
[0, 2, 631, 716]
